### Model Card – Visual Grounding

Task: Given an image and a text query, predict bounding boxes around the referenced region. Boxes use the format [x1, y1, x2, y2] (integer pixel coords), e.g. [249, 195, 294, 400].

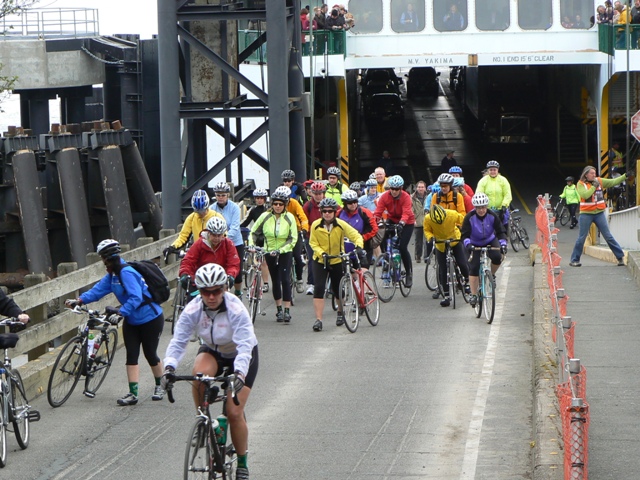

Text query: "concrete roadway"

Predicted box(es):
[2, 228, 540, 479]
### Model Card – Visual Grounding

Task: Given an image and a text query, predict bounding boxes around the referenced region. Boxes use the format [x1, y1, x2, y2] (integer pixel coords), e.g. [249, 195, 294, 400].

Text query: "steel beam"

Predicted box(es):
[204, 119, 269, 171]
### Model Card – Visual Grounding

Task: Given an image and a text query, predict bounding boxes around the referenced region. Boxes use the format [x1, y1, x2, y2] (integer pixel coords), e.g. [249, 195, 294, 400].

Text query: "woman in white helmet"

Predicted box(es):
[163, 263, 258, 480]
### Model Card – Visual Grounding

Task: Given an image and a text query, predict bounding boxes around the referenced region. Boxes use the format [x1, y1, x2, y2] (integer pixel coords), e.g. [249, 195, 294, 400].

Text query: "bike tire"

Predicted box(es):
[0, 397, 6, 467]
[449, 256, 457, 309]
[373, 254, 396, 303]
[519, 227, 530, 250]
[483, 270, 496, 324]
[457, 266, 470, 304]
[559, 207, 570, 226]
[474, 287, 483, 318]
[10, 370, 29, 449]
[399, 270, 411, 297]
[85, 328, 118, 396]
[362, 271, 380, 326]
[340, 276, 359, 333]
[289, 267, 296, 307]
[184, 416, 212, 479]
[171, 283, 186, 335]
[424, 251, 438, 291]
[249, 275, 261, 324]
[509, 223, 520, 252]
[47, 336, 84, 408]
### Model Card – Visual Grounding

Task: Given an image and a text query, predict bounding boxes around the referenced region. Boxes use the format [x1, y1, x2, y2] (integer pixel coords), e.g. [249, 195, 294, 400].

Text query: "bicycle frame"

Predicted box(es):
[247, 247, 267, 322]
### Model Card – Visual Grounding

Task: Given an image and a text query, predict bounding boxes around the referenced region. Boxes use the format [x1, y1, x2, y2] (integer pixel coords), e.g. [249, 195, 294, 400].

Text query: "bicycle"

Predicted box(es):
[423, 240, 437, 291]
[290, 231, 309, 298]
[372, 223, 411, 303]
[0, 318, 40, 467]
[553, 198, 570, 226]
[167, 370, 240, 480]
[326, 251, 380, 333]
[245, 246, 268, 324]
[47, 306, 120, 408]
[435, 239, 470, 309]
[470, 246, 499, 324]
[165, 248, 187, 334]
[508, 208, 530, 252]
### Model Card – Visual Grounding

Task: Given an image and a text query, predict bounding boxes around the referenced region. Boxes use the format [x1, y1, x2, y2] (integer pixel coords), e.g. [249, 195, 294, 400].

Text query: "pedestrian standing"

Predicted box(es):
[411, 181, 428, 262]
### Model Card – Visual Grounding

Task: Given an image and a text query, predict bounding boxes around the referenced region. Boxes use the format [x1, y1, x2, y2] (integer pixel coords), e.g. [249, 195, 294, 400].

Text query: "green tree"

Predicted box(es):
[1, 1, 40, 110]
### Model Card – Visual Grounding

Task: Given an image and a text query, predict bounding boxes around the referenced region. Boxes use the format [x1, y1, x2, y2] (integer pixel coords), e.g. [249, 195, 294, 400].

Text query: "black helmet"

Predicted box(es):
[565, 176, 574, 182]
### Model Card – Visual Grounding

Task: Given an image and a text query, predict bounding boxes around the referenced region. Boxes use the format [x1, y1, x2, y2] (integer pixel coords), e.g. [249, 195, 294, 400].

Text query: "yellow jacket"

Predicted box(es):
[423, 209, 465, 253]
[171, 209, 224, 249]
[287, 198, 309, 232]
[309, 217, 363, 265]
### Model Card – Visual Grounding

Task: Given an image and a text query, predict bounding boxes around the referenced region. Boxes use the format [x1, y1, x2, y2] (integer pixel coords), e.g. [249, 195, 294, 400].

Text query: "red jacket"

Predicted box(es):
[303, 199, 323, 227]
[374, 190, 416, 225]
[179, 237, 241, 280]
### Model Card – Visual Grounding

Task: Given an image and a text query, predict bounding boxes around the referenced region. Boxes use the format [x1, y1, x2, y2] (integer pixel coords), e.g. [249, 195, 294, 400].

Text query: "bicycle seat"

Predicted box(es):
[513, 216, 521, 221]
[0, 333, 19, 349]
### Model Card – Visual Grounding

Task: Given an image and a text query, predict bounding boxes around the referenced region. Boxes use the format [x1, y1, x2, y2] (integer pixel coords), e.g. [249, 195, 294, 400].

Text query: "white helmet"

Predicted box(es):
[194, 263, 228, 289]
[206, 216, 227, 234]
[472, 193, 490, 207]
[341, 189, 359, 202]
[272, 186, 291, 202]
[437, 173, 454, 185]
[96, 239, 121, 258]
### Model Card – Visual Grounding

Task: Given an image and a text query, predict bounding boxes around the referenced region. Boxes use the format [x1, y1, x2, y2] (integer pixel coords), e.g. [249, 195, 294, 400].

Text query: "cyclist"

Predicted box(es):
[338, 189, 377, 264]
[240, 188, 270, 292]
[250, 186, 298, 323]
[325, 166, 347, 205]
[164, 190, 223, 257]
[448, 165, 474, 197]
[373, 175, 416, 288]
[66, 239, 165, 405]
[558, 176, 579, 229]
[358, 178, 379, 212]
[162, 263, 258, 480]
[424, 205, 470, 307]
[309, 197, 364, 332]
[302, 181, 327, 295]
[281, 185, 309, 293]
[430, 173, 466, 214]
[211, 182, 245, 298]
[453, 177, 473, 213]
[280, 169, 308, 204]
[179, 217, 241, 294]
[349, 181, 363, 197]
[475, 160, 513, 226]
[460, 193, 508, 307]
[0, 289, 29, 325]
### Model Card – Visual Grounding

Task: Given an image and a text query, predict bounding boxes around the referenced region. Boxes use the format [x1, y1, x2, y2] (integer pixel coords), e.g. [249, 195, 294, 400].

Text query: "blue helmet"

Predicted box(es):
[365, 178, 377, 187]
[191, 190, 210, 211]
[387, 175, 404, 189]
[449, 166, 463, 174]
[430, 183, 441, 193]
[452, 177, 464, 188]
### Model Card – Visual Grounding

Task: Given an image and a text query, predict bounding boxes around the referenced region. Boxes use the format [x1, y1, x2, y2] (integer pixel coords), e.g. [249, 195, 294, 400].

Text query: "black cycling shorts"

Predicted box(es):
[196, 344, 259, 389]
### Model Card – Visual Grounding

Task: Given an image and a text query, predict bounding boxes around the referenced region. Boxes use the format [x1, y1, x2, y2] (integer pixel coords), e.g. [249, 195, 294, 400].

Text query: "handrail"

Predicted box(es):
[1, 8, 99, 40]
[238, 29, 346, 62]
[598, 22, 640, 54]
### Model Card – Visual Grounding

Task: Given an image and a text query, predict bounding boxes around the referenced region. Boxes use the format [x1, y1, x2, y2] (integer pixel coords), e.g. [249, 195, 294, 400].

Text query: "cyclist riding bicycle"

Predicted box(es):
[423, 205, 470, 307]
[373, 175, 416, 288]
[162, 263, 258, 480]
[66, 239, 165, 406]
[164, 190, 223, 257]
[325, 166, 347, 206]
[338, 189, 378, 264]
[430, 173, 466, 214]
[460, 193, 508, 307]
[309, 197, 364, 332]
[241, 188, 270, 292]
[475, 160, 513, 226]
[302, 181, 327, 295]
[249, 186, 298, 323]
[280, 169, 308, 204]
[179, 217, 241, 295]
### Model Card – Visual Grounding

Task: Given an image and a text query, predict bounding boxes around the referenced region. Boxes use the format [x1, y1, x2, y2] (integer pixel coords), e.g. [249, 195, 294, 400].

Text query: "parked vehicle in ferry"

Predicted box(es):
[363, 92, 404, 129]
[360, 68, 402, 96]
[405, 67, 440, 98]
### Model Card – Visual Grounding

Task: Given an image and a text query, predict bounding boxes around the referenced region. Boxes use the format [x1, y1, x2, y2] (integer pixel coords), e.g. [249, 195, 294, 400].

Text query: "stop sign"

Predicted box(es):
[631, 110, 640, 142]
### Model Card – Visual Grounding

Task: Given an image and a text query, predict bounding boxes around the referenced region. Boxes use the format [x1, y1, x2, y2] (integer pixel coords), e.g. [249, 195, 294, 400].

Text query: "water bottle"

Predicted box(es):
[212, 417, 222, 441]
[392, 242, 401, 271]
[87, 333, 95, 355]
[216, 414, 228, 445]
[90, 336, 101, 359]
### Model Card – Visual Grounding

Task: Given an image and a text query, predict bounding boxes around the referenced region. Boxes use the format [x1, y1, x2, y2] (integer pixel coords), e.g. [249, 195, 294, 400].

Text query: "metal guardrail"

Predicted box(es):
[598, 23, 640, 54]
[1, 8, 99, 40]
[238, 29, 346, 62]
[608, 205, 640, 250]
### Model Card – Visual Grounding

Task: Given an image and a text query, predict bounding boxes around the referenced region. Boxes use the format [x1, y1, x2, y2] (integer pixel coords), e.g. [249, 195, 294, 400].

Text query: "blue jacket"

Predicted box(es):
[79, 259, 162, 326]
[211, 200, 243, 247]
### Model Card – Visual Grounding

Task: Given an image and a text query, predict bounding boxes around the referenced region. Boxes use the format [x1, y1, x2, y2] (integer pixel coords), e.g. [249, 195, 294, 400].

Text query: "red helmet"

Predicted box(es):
[310, 181, 327, 193]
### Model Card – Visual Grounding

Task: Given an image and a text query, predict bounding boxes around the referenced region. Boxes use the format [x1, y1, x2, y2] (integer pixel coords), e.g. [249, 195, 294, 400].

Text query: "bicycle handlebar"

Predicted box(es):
[0, 318, 26, 330]
[166, 372, 240, 406]
[68, 305, 119, 327]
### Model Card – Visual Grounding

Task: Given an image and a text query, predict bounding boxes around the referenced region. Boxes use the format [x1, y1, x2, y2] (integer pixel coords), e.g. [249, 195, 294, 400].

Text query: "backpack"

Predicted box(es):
[122, 260, 171, 305]
[436, 190, 458, 209]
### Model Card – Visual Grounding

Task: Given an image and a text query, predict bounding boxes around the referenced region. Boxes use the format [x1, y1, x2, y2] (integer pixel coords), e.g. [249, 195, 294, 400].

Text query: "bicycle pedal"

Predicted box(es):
[27, 410, 41, 422]
[83, 390, 96, 399]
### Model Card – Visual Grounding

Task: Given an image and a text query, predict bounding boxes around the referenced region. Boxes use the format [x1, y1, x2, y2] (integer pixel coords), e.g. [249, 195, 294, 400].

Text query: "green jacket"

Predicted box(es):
[249, 210, 298, 253]
[576, 174, 626, 215]
[559, 184, 579, 205]
[476, 174, 512, 209]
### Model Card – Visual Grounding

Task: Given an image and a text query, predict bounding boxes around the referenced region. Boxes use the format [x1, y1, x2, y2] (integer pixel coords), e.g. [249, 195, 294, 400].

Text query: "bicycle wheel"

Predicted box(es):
[559, 207, 570, 226]
[424, 250, 437, 291]
[184, 416, 212, 479]
[171, 283, 186, 335]
[449, 256, 457, 309]
[457, 267, 469, 304]
[474, 286, 483, 318]
[289, 266, 296, 307]
[362, 271, 380, 326]
[399, 270, 411, 297]
[47, 336, 84, 408]
[482, 269, 496, 324]
[85, 328, 118, 395]
[249, 275, 261, 324]
[519, 227, 530, 249]
[373, 254, 396, 303]
[509, 223, 520, 252]
[340, 276, 359, 333]
[10, 370, 29, 449]
[0, 397, 6, 468]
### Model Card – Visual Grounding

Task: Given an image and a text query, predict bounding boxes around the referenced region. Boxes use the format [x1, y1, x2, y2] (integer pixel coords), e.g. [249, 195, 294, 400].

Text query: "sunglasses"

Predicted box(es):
[390, 187, 401, 191]
[321, 209, 335, 214]
[200, 287, 225, 297]
[283, 179, 293, 183]
[272, 202, 285, 207]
